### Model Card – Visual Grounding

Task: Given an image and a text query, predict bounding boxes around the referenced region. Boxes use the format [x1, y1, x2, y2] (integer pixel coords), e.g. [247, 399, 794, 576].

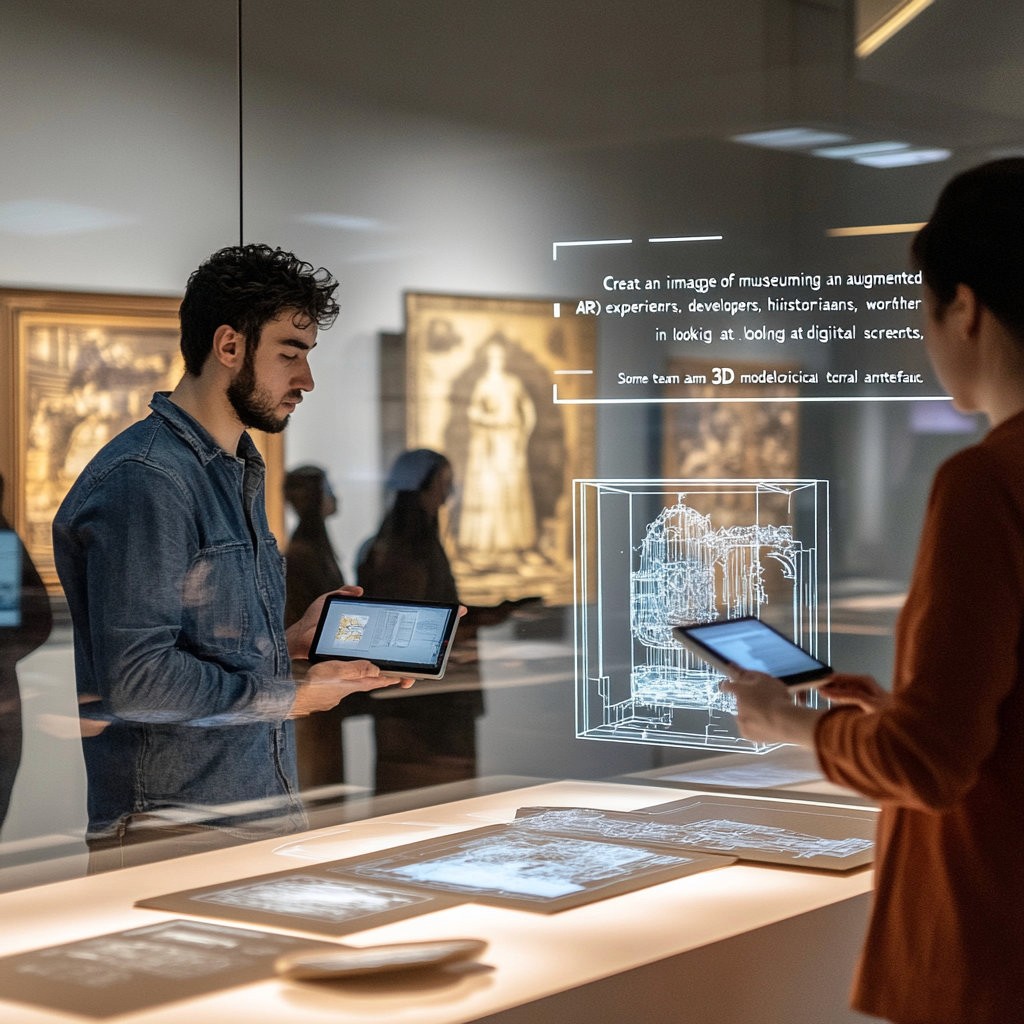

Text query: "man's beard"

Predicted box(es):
[226, 349, 294, 434]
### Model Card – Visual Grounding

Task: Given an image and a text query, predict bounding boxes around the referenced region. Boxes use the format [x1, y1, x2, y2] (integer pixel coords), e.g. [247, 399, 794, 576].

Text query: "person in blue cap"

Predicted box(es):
[0, 473, 53, 832]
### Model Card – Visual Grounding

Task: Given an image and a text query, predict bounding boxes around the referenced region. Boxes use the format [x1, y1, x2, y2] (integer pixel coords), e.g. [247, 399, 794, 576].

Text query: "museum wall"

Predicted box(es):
[0, 2, 238, 294]
[1, 0, 1022, 881]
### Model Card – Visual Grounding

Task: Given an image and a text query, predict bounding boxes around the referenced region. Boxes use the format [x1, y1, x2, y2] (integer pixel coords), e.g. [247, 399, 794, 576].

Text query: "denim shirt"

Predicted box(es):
[53, 393, 303, 839]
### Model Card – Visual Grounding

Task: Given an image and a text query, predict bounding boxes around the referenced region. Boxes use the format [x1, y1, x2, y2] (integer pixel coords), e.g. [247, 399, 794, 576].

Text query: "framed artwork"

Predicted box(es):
[404, 291, 595, 605]
[137, 867, 459, 937]
[662, 358, 799, 512]
[514, 803, 875, 871]
[328, 820, 732, 913]
[0, 919, 337, 1018]
[0, 289, 284, 594]
[640, 795, 877, 870]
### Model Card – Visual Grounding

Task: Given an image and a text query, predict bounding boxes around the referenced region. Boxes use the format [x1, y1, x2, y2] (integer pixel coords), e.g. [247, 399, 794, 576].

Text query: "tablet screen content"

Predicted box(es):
[310, 596, 460, 678]
[674, 617, 830, 688]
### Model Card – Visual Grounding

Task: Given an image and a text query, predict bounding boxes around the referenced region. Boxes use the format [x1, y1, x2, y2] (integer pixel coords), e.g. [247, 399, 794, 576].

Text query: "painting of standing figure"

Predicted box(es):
[458, 333, 538, 563]
[404, 291, 595, 605]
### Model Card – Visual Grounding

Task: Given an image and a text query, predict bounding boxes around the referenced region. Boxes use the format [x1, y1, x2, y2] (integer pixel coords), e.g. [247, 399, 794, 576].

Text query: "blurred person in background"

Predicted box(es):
[283, 464, 372, 791]
[357, 448, 518, 793]
[0, 473, 53, 832]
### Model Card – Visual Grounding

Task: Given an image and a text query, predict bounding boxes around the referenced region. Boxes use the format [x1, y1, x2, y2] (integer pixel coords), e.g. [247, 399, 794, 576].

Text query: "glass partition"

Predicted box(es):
[0, 0, 241, 884]
[1, 0, 1021, 887]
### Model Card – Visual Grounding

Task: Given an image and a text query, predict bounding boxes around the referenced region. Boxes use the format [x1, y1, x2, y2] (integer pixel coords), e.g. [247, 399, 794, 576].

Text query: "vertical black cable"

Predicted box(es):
[237, 0, 244, 246]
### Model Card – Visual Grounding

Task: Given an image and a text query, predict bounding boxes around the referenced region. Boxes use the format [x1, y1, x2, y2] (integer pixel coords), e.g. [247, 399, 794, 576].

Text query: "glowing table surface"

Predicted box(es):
[0, 779, 876, 1024]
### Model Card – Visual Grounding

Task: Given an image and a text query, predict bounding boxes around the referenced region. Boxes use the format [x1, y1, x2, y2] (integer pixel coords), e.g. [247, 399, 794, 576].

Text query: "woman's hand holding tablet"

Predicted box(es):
[673, 615, 831, 692]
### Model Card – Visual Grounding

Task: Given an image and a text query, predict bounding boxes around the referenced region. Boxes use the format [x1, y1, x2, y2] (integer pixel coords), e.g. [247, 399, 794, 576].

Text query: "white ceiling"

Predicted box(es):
[24, 0, 1024, 154]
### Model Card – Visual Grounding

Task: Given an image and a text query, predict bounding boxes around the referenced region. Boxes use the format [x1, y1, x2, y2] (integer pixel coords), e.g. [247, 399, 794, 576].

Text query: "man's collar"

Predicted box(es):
[149, 392, 263, 467]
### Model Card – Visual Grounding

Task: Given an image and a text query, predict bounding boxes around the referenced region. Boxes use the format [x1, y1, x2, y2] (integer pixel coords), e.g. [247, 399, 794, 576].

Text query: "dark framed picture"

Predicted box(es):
[404, 291, 596, 605]
[0, 289, 284, 593]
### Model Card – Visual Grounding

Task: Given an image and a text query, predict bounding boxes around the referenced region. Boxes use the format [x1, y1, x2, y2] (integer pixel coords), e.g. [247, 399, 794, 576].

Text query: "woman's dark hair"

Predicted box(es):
[178, 243, 340, 375]
[284, 465, 328, 521]
[379, 491, 435, 547]
[377, 452, 450, 545]
[911, 158, 1024, 339]
[385, 448, 449, 493]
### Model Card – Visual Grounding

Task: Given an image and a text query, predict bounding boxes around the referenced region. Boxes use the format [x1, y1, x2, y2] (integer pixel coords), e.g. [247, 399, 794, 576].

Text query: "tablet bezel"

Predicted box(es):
[308, 595, 461, 680]
[672, 616, 831, 691]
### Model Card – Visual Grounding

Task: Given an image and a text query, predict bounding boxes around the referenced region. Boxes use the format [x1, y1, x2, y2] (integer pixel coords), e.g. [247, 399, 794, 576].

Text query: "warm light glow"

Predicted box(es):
[826, 222, 926, 237]
[823, 220, 929, 235]
[856, 0, 934, 58]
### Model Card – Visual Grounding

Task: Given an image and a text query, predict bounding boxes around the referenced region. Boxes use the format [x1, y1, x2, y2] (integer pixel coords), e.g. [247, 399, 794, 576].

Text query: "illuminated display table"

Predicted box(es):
[0, 780, 876, 1023]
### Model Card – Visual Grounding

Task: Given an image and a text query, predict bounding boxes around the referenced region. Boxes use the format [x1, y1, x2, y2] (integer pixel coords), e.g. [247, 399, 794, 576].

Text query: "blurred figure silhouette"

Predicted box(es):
[358, 449, 510, 793]
[284, 465, 371, 791]
[0, 474, 53, 832]
[283, 465, 345, 625]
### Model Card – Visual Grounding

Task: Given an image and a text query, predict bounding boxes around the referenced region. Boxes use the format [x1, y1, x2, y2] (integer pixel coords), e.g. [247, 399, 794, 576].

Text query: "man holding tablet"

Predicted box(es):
[53, 244, 410, 868]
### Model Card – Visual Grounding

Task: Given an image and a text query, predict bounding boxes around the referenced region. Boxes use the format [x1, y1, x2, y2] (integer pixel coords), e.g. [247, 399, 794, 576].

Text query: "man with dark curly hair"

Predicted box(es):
[53, 244, 409, 869]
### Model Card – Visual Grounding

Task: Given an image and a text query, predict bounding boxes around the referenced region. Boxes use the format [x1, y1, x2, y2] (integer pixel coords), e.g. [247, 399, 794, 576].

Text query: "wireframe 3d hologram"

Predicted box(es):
[574, 479, 829, 753]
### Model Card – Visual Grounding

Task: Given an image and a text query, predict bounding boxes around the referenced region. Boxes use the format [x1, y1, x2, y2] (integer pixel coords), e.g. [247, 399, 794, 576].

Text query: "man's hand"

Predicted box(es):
[286, 584, 364, 661]
[288, 659, 414, 718]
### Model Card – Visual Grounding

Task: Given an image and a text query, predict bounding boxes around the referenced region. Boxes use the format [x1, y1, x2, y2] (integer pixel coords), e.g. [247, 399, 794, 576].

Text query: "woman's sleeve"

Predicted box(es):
[816, 446, 1024, 809]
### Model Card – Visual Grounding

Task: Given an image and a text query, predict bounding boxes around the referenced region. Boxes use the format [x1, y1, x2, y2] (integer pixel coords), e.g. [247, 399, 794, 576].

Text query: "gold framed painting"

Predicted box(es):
[661, 357, 799, 528]
[0, 289, 284, 594]
[662, 358, 799, 474]
[404, 291, 595, 605]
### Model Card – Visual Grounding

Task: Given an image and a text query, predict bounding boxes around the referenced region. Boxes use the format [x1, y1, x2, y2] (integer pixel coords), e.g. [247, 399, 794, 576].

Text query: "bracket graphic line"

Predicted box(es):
[551, 385, 952, 405]
[552, 239, 633, 260]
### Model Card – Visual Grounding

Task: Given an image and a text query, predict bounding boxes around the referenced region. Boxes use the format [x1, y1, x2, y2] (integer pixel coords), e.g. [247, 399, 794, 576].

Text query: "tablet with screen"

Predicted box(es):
[308, 595, 461, 679]
[673, 616, 831, 691]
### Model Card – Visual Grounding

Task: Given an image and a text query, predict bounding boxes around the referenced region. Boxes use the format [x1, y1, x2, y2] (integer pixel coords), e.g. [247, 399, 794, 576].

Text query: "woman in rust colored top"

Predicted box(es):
[722, 159, 1024, 1024]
